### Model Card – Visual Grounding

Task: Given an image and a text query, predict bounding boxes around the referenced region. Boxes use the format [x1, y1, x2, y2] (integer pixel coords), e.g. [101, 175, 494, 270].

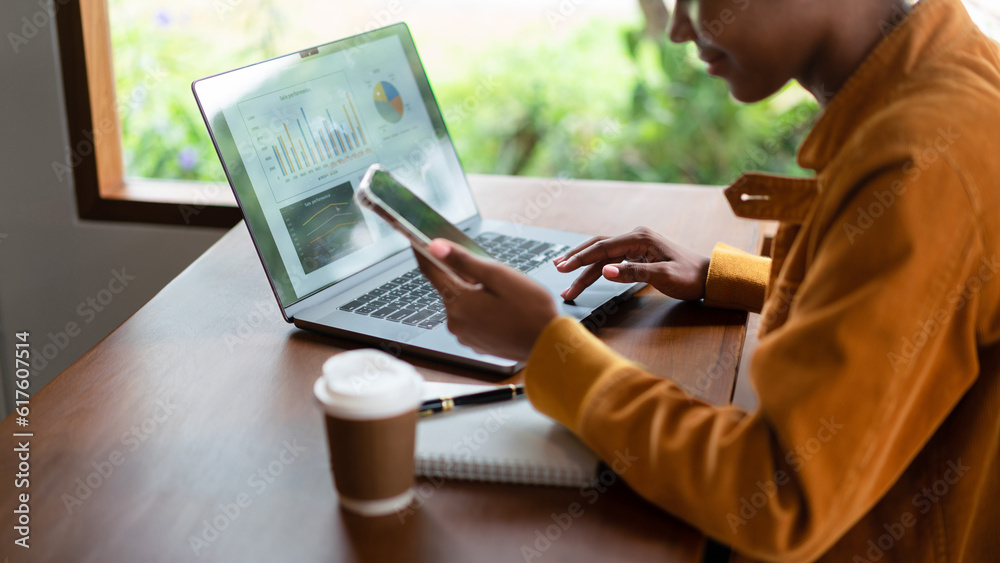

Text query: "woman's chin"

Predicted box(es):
[723, 77, 788, 104]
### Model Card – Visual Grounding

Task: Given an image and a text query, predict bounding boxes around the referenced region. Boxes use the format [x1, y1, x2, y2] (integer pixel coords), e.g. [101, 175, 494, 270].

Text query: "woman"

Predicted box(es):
[417, 0, 1000, 560]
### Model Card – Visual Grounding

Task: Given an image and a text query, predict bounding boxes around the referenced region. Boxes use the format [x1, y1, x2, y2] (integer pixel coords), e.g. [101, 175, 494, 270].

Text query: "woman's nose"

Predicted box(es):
[669, 3, 699, 44]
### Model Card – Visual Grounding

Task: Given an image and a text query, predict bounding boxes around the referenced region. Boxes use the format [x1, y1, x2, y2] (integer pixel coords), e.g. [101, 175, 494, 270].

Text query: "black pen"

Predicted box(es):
[419, 384, 525, 416]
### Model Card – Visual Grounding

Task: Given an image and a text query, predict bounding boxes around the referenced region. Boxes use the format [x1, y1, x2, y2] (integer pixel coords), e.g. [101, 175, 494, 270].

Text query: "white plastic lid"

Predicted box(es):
[313, 350, 424, 420]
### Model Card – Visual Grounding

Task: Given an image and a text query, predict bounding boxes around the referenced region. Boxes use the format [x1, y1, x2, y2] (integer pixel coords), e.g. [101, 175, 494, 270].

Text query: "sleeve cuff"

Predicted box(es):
[703, 242, 771, 313]
[522, 316, 636, 433]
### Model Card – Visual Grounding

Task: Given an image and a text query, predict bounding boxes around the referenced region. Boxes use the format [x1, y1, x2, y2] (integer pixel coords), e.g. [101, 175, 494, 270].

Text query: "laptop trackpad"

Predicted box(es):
[531, 265, 637, 319]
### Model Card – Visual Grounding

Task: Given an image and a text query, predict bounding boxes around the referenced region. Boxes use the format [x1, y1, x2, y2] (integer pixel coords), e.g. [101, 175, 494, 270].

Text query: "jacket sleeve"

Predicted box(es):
[703, 242, 771, 313]
[523, 163, 983, 561]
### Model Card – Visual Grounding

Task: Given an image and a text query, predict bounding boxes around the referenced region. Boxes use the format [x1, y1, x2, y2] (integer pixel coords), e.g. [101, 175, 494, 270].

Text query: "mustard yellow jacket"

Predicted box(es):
[524, 0, 1000, 560]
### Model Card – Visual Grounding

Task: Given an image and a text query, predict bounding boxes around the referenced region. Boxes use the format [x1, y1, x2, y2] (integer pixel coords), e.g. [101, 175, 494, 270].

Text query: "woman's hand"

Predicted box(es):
[414, 240, 558, 362]
[554, 226, 710, 301]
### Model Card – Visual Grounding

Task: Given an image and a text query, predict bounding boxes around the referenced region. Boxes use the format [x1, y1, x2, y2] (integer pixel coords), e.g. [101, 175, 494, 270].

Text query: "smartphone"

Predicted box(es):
[356, 164, 491, 290]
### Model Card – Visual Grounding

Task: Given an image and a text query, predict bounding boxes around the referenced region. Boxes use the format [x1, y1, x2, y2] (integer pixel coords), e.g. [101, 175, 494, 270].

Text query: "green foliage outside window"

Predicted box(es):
[111, 6, 818, 187]
[432, 21, 817, 185]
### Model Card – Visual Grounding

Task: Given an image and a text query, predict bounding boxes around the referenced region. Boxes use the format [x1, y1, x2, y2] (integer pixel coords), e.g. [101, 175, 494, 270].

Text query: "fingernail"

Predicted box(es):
[560, 289, 568, 298]
[429, 240, 451, 259]
[603, 265, 619, 278]
[556, 260, 568, 270]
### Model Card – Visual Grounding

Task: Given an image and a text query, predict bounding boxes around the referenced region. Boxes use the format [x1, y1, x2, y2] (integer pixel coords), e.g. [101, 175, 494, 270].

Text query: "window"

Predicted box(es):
[61, 0, 1000, 227]
[98, 0, 818, 190]
[57, 0, 240, 226]
[62, 0, 651, 225]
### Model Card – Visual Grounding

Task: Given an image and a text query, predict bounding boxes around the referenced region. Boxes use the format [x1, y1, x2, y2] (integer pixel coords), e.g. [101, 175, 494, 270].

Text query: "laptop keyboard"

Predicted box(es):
[337, 232, 568, 330]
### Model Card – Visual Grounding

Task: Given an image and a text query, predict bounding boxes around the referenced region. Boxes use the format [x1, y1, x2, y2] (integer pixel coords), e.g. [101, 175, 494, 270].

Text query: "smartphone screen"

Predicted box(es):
[369, 170, 493, 259]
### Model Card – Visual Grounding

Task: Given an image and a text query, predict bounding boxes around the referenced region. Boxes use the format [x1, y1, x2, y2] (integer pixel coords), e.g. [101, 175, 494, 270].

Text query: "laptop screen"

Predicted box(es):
[193, 24, 478, 309]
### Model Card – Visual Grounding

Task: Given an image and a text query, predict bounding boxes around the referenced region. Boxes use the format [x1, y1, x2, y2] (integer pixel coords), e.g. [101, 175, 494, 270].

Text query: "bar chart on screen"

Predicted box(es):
[238, 72, 376, 203]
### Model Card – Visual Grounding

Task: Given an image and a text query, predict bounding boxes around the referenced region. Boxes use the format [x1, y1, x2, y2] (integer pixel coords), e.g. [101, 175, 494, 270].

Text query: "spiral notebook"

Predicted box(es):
[415, 382, 601, 487]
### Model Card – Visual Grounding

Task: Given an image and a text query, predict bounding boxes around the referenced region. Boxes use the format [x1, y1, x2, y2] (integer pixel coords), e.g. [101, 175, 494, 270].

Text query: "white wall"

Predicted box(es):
[0, 0, 227, 417]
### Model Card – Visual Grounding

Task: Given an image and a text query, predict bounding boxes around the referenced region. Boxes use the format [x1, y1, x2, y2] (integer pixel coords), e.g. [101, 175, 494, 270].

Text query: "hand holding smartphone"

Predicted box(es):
[356, 164, 491, 291]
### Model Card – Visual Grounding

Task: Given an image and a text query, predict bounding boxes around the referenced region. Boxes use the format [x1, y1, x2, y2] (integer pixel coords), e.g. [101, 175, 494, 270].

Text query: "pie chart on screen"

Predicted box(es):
[374, 81, 404, 123]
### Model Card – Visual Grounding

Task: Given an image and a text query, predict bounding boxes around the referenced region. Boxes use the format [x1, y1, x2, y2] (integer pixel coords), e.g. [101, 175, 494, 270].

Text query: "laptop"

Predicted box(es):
[192, 23, 642, 373]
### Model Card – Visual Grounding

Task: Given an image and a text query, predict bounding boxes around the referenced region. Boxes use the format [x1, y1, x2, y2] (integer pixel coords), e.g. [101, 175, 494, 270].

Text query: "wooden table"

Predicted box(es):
[1, 175, 759, 563]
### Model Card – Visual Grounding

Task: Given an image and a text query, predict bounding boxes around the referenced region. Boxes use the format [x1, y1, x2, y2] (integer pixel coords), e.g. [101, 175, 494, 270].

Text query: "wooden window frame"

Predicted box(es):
[56, 0, 241, 227]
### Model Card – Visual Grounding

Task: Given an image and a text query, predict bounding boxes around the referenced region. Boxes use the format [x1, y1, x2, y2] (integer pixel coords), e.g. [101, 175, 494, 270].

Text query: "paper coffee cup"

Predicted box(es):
[314, 350, 424, 516]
